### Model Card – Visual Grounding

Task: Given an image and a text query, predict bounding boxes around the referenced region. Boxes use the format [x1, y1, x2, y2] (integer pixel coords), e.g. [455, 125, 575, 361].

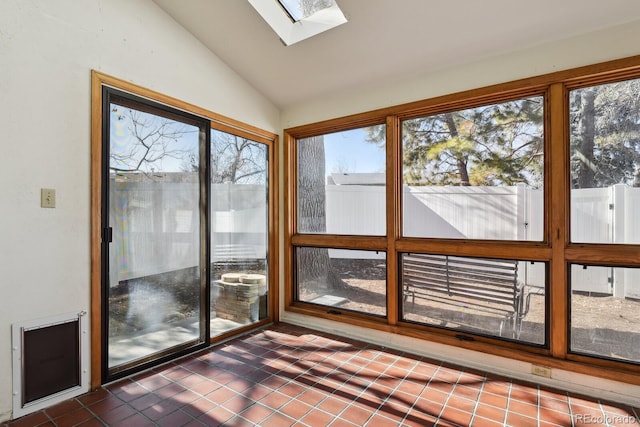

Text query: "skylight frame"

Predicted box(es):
[248, 0, 347, 46]
[277, 0, 306, 22]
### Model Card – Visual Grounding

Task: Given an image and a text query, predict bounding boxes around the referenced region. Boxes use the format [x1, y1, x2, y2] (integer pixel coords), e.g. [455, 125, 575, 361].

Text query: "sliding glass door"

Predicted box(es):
[209, 129, 270, 336]
[103, 89, 209, 378]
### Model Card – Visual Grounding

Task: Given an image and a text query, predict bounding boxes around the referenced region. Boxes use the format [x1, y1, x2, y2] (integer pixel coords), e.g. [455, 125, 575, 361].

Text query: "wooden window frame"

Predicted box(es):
[284, 55, 640, 385]
[90, 71, 279, 388]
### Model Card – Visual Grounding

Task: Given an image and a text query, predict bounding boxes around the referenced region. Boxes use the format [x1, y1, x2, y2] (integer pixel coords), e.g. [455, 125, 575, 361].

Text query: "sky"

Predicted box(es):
[323, 127, 386, 175]
[278, 0, 334, 21]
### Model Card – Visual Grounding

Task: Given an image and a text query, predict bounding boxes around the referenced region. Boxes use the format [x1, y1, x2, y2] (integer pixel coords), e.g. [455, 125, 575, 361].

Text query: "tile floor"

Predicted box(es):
[3, 323, 639, 427]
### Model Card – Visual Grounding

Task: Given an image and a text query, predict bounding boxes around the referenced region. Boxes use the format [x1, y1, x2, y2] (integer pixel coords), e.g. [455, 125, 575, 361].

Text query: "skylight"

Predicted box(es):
[277, 0, 333, 22]
[248, 0, 347, 46]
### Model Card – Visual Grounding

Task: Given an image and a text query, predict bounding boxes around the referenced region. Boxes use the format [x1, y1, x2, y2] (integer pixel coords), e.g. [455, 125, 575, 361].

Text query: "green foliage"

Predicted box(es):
[570, 79, 640, 188]
[398, 97, 544, 187]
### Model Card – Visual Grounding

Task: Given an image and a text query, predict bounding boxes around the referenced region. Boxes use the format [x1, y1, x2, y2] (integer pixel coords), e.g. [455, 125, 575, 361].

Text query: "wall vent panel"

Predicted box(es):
[12, 311, 89, 419]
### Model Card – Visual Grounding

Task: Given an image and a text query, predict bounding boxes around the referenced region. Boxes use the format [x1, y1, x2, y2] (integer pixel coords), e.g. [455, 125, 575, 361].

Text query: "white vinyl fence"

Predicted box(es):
[571, 184, 640, 298]
[109, 179, 267, 287]
[326, 182, 640, 298]
[109, 175, 640, 298]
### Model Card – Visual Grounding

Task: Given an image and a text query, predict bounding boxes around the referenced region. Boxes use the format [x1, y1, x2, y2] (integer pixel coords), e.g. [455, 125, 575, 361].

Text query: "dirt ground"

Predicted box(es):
[299, 258, 640, 362]
[110, 258, 640, 362]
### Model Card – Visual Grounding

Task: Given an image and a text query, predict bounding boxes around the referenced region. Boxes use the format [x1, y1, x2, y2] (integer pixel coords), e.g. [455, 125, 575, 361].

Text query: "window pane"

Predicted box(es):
[570, 264, 640, 363]
[108, 103, 202, 368]
[402, 97, 544, 241]
[296, 247, 387, 317]
[401, 253, 546, 345]
[210, 129, 269, 336]
[278, 0, 335, 21]
[570, 79, 640, 244]
[297, 126, 386, 235]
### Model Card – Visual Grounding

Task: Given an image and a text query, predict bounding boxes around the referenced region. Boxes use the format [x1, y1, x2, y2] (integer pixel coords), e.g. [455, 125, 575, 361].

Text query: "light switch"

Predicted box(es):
[41, 188, 56, 208]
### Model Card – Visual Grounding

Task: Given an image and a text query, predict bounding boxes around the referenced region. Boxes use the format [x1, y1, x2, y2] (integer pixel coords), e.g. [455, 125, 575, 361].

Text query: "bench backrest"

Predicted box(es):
[402, 253, 520, 315]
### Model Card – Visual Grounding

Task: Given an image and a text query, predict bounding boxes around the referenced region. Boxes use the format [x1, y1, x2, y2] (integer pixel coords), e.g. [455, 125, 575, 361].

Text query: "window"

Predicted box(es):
[296, 247, 386, 317]
[210, 128, 271, 335]
[567, 76, 640, 366]
[285, 57, 640, 383]
[248, 0, 347, 46]
[401, 254, 546, 345]
[105, 92, 207, 376]
[297, 126, 386, 235]
[569, 264, 640, 363]
[277, 0, 335, 22]
[570, 78, 640, 245]
[396, 95, 548, 345]
[402, 96, 544, 241]
[289, 123, 388, 315]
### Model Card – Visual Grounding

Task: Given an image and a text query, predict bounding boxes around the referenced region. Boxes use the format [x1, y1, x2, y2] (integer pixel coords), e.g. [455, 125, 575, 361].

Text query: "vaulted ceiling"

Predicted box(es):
[153, 0, 640, 109]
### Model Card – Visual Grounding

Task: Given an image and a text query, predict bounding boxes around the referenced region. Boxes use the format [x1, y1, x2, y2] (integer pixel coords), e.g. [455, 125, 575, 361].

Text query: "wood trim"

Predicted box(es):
[285, 55, 640, 136]
[90, 70, 279, 386]
[565, 245, 640, 265]
[287, 306, 640, 383]
[211, 121, 274, 146]
[93, 71, 277, 141]
[283, 131, 296, 309]
[283, 55, 640, 386]
[285, 113, 388, 140]
[90, 71, 104, 389]
[396, 239, 552, 261]
[386, 116, 401, 326]
[395, 324, 640, 383]
[290, 234, 388, 250]
[548, 82, 569, 359]
[269, 135, 280, 322]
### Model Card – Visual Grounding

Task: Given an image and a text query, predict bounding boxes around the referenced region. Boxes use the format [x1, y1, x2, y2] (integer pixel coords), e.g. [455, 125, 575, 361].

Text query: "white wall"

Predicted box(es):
[281, 19, 640, 127]
[280, 20, 640, 405]
[0, 0, 279, 421]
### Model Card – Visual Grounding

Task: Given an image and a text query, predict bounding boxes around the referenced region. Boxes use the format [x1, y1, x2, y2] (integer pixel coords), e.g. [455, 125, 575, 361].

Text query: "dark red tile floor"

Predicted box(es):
[3, 323, 639, 426]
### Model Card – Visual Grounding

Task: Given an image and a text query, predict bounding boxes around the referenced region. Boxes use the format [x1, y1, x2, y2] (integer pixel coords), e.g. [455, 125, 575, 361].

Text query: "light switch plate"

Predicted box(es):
[41, 188, 56, 208]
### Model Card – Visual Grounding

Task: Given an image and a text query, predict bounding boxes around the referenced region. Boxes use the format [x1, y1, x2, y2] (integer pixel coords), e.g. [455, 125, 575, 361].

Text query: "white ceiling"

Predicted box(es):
[153, 0, 640, 109]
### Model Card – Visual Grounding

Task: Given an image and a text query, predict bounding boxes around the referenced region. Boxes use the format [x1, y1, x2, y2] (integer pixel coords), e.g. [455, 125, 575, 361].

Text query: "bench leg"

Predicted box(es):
[403, 285, 415, 305]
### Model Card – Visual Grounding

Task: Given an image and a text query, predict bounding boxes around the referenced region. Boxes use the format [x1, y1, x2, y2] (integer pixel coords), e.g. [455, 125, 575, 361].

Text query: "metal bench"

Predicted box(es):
[402, 253, 534, 338]
[212, 244, 258, 267]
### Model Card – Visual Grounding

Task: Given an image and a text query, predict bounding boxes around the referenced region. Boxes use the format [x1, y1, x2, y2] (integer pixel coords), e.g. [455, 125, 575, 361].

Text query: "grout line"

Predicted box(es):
[566, 393, 575, 427]
[503, 381, 513, 426]
[7, 326, 640, 427]
[380, 356, 429, 426]
[467, 372, 488, 426]
[433, 364, 463, 425]
[537, 386, 541, 427]
[280, 338, 382, 425]
[597, 400, 608, 427]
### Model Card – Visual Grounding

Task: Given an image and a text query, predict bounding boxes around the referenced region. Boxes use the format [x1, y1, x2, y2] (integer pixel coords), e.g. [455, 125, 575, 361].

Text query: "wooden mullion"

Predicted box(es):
[268, 135, 280, 323]
[565, 244, 640, 266]
[283, 131, 296, 308]
[548, 82, 569, 359]
[291, 234, 388, 251]
[387, 115, 401, 326]
[396, 239, 552, 261]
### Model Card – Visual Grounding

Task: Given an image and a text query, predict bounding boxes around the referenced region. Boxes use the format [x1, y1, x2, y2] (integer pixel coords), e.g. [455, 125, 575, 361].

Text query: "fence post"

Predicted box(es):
[612, 184, 627, 298]
[516, 184, 527, 241]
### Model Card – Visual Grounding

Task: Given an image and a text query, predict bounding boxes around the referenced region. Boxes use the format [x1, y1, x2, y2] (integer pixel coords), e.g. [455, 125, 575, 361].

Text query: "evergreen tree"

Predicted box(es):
[570, 79, 640, 188]
[368, 97, 544, 187]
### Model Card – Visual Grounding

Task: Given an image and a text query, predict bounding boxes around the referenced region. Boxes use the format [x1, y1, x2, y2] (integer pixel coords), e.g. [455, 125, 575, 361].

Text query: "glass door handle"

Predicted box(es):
[102, 227, 113, 243]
